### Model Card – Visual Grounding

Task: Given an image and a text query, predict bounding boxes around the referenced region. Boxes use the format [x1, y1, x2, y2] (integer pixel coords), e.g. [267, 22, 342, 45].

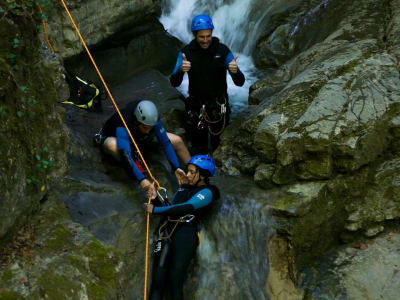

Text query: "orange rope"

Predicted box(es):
[37, 4, 55, 53]
[59, 1, 158, 298]
[59, 0, 159, 189]
[144, 196, 151, 299]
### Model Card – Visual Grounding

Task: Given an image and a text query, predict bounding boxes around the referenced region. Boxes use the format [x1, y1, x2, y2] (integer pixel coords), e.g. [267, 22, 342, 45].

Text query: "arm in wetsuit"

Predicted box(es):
[116, 127, 146, 182]
[169, 52, 185, 87]
[225, 52, 245, 87]
[153, 188, 213, 218]
[154, 120, 180, 171]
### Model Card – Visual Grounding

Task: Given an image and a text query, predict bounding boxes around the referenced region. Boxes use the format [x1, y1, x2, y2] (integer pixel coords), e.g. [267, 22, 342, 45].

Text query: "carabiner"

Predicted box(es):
[180, 214, 195, 223]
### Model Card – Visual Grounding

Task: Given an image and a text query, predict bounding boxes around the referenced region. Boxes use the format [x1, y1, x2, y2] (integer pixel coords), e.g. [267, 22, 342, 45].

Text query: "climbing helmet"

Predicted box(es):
[191, 14, 214, 32]
[134, 100, 158, 126]
[188, 155, 215, 176]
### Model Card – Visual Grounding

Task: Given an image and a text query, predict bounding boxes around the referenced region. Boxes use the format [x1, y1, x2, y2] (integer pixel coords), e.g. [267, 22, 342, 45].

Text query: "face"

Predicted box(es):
[194, 29, 212, 49]
[138, 124, 153, 135]
[187, 164, 200, 185]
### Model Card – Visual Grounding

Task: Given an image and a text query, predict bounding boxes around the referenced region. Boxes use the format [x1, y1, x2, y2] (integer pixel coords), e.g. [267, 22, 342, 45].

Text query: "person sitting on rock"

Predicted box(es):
[93, 100, 191, 199]
[170, 14, 245, 155]
[144, 154, 220, 300]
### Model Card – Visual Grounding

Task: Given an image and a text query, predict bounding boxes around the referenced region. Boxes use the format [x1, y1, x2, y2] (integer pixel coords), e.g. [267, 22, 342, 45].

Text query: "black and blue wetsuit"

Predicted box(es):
[149, 184, 220, 300]
[101, 101, 179, 181]
[169, 37, 245, 153]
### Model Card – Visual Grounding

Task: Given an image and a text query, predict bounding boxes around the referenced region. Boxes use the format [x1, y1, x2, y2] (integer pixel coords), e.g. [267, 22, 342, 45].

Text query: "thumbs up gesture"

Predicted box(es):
[228, 55, 238, 74]
[179, 53, 191, 73]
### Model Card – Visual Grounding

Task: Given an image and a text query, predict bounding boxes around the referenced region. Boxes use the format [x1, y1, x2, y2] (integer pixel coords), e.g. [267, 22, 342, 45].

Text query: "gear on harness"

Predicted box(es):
[157, 214, 197, 240]
[187, 96, 228, 135]
[93, 128, 107, 146]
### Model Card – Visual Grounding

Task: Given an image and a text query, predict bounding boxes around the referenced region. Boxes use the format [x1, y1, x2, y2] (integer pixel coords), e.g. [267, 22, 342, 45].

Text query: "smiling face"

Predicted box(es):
[187, 164, 200, 185]
[194, 29, 212, 49]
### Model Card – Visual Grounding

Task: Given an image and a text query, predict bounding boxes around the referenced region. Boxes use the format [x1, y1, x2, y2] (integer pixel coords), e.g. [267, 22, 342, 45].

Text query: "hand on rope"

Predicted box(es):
[143, 203, 154, 214]
[140, 179, 157, 200]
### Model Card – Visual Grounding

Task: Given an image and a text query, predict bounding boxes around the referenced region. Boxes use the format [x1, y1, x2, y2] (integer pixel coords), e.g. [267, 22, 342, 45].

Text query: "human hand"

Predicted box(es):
[228, 55, 238, 73]
[143, 203, 154, 214]
[175, 168, 188, 184]
[179, 53, 191, 73]
[140, 179, 157, 200]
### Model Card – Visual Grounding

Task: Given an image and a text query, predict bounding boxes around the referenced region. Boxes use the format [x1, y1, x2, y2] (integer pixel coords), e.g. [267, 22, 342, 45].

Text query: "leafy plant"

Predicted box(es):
[27, 147, 54, 187]
[0, 107, 7, 117]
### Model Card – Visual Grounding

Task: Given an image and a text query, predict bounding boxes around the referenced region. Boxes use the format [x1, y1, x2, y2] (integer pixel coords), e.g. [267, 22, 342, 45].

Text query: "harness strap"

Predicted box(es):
[158, 214, 196, 240]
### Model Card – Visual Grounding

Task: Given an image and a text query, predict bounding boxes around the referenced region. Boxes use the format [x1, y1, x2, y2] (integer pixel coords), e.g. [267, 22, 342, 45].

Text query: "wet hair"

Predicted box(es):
[197, 166, 211, 184]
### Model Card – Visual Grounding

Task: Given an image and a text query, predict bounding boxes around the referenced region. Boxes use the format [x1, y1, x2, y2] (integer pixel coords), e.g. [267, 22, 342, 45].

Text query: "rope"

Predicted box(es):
[204, 111, 227, 136]
[37, 4, 55, 53]
[144, 196, 151, 300]
[59, 1, 161, 299]
[59, 0, 159, 189]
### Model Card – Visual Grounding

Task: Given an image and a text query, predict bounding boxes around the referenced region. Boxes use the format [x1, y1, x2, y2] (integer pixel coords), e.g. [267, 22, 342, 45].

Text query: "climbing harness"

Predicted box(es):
[157, 214, 196, 240]
[59, 1, 162, 299]
[192, 96, 228, 136]
[202, 96, 228, 136]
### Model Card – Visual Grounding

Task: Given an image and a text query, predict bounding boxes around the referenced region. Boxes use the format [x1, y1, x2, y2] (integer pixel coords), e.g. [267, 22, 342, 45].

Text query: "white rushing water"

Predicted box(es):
[160, 0, 268, 115]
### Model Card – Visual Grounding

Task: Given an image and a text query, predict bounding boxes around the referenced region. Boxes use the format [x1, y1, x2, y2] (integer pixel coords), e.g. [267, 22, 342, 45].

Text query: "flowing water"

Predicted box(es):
[160, 0, 269, 115]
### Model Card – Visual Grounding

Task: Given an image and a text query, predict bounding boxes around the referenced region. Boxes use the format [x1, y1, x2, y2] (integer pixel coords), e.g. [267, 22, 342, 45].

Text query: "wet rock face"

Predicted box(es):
[301, 230, 400, 299]
[216, 0, 400, 275]
[0, 193, 124, 299]
[0, 3, 68, 243]
[45, 0, 160, 58]
[44, 0, 180, 85]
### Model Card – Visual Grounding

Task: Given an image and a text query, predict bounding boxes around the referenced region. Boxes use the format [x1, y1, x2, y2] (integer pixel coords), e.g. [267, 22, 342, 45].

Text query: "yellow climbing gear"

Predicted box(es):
[61, 75, 100, 109]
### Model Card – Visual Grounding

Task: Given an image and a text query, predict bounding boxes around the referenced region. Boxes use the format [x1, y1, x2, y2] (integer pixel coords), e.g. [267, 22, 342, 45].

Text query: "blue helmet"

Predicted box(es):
[191, 14, 214, 32]
[188, 155, 215, 176]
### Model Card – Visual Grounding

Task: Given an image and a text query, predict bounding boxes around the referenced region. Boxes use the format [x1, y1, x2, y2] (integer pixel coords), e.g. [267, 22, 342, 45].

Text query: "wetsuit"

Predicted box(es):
[149, 184, 220, 300]
[100, 101, 180, 182]
[170, 37, 245, 154]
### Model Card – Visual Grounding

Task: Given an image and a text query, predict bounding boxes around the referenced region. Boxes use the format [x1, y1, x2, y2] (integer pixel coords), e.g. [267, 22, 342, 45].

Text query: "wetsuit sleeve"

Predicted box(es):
[116, 127, 146, 182]
[153, 188, 213, 217]
[154, 120, 180, 171]
[225, 52, 245, 87]
[169, 52, 185, 87]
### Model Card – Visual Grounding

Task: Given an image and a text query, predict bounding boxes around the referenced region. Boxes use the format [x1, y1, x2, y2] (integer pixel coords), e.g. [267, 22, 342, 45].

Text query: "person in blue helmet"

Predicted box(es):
[144, 154, 220, 300]
[170, 14, 245, 155]
[93, 100, 191, 199]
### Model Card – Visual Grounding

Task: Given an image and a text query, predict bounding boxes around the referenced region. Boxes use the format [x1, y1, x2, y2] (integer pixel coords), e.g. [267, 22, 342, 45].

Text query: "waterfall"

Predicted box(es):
[160, 0, 268, 114]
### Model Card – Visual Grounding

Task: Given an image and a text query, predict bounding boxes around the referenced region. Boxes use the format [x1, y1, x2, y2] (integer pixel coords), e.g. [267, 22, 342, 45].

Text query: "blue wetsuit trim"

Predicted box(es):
[171, 52, 183, 75]
[225, 52, 244, 77]
[116, 127, 145, 181]
[154, 120, 179, 171]
[153, 188, 212, 214]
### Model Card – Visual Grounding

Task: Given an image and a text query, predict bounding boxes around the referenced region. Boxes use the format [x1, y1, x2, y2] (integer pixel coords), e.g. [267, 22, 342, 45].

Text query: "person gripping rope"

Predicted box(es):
[144, 155, 220, 300]
[94, 100, 191, 199]
[170, 14, 245, 154]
